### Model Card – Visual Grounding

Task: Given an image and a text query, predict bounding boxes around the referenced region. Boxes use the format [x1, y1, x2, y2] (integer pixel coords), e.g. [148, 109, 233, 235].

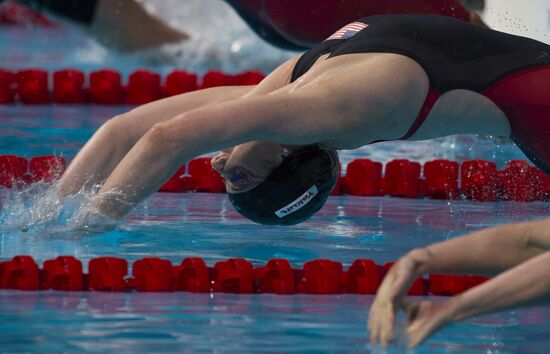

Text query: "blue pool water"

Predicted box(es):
[1, 2, 550, 352]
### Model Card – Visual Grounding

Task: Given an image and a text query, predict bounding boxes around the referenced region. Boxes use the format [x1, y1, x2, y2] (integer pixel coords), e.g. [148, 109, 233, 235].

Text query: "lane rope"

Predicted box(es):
[0, 255, 489, 295]
[1, 155, 548, 202]
[0, 68, 265, 105]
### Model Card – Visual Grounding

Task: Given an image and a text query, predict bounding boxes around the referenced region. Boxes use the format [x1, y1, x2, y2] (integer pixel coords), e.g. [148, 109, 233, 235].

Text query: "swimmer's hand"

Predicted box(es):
[404, 299, 457, 348]
[368, 250, 428, 345]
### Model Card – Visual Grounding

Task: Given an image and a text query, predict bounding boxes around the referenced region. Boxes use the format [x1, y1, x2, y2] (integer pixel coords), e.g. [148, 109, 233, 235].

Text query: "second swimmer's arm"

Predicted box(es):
[407, 218, 550, 277]
[448, 251, 550, 320]
[369, 218, 550, 345]
[405, 251, 550, 348]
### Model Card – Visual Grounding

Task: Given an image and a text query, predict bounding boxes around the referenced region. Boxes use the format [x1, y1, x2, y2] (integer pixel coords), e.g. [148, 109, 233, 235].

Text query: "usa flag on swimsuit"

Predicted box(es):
[326, 22, 368, 41]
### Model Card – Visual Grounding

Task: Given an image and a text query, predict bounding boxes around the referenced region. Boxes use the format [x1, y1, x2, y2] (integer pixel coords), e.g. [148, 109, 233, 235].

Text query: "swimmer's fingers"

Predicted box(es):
[368, 300, 396, 345]
[405, 300, 454, 348]
[369, 257, 418, 345]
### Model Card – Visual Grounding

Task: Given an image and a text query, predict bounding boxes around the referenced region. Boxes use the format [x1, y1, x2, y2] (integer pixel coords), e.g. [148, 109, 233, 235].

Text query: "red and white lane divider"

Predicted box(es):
[1, 155, 549, 202]
[0, 68, 265, 105]
[0, 255, 488, 295]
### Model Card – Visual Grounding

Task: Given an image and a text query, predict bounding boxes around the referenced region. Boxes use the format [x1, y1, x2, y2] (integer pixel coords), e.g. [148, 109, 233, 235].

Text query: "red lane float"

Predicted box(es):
[383, 159, 423, 198]
[53, 70, 86, 104]
[428, 274, 488, 296]
[0, 155, 66, 187]
[126, 70, 163, 105]
[233, 70, 265, 85]
[132, 257, 173, 292]
[3, 155, 550, 202]
[16, 69, 49, 104]
[497, 160, 538, 202]
[0, 68, 265, 105]
[345, 159, 383, 196]
[187, 158, 225, 193]
[0, 255, 491, 296]
[158, 165, 191, 192]
[461, 160, 498, 201]
[424, 159, 459, 200]
[256, 259, 296, 294]
[165, 70, 198, 96]
[0, 69, 16, 103]
[88, 257, 128, 292]
[213, 258, 255, 293]
[330, 175, 350, 196]
[89, 69, 123, 104]
[29, 156, 66, 182]
[0, 155, 28, 188]
[0, 256, 40, 290]
[346, 259, 380, 294]
[42, 256, 84, 291]
[174, 258, 210, 293]
[201, 70, 265, 89]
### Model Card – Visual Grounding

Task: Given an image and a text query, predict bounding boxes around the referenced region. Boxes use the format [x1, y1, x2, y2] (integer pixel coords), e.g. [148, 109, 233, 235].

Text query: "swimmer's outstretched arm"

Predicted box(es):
[58, 55, 300, 197]
[57, 86, 253, 196]
[368, 218, 550, 345]
[88, 91, 341, 220]
[404, 251, 550, 347]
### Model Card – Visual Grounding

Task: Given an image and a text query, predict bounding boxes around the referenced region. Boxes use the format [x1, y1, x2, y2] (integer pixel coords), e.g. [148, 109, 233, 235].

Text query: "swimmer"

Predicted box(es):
[0, 0, 188, 51]
[56, 14, 550, 227]
[368, 218, 550, 347]
[225, 0, 487, 49]
[2, 0, 485, 51]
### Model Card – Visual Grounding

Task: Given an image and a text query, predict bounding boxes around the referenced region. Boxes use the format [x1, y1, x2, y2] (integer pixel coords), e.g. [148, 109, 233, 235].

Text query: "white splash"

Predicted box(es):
[0, 181, 117, 239]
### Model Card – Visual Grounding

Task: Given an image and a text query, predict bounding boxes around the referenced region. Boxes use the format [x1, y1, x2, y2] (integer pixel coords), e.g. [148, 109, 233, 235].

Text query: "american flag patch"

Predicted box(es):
[326, 22, 368, 41]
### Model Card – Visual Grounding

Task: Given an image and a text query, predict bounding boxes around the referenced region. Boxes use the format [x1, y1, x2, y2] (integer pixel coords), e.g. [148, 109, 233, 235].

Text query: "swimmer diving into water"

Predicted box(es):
[58, 14, 550, 225]
[369, 218, 550, 347]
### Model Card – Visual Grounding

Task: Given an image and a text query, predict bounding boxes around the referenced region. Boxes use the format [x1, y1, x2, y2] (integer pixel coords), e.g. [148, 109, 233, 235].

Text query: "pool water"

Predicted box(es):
[2, 96, 548, 351]
[1, 1, 550, 352]
[2, 190, 550, 353]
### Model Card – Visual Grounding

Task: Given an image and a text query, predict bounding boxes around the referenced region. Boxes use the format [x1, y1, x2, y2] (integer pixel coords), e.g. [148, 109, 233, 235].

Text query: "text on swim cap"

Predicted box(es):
[275, 185, 319, 218]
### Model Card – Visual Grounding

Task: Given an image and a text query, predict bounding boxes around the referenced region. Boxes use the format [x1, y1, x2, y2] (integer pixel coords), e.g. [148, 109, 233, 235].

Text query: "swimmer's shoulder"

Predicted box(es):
[244, 55, 302, 96]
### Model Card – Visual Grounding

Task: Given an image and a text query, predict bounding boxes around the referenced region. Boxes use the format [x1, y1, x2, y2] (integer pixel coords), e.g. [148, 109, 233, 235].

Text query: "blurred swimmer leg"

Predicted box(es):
[89, 0, 188, 51]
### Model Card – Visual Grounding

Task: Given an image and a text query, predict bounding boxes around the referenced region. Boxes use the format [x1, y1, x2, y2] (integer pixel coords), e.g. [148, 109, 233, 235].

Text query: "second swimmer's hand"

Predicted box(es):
[368, 253, 422, 345]
[404, 298, 457, 348]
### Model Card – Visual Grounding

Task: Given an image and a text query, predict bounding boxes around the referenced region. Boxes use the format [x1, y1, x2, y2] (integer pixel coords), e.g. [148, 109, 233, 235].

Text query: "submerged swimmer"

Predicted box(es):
[57, 14, 550, 226]
[369, 218, 550, 347]
[225, 0, 487, 49]
[0, 0, 188, 51]
[3, 0, 485, 51]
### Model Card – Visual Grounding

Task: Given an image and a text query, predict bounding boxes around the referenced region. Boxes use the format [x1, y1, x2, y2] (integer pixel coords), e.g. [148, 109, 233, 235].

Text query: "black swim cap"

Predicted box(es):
[228, 145, 340, 225]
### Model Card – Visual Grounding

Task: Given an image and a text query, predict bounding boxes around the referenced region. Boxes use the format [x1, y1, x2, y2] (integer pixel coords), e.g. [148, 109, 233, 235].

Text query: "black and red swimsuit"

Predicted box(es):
[291, 14, 550, 173]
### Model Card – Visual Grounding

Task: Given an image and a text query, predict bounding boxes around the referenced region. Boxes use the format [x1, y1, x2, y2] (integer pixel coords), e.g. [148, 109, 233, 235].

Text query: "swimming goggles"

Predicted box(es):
[226, 166, 265, 191]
